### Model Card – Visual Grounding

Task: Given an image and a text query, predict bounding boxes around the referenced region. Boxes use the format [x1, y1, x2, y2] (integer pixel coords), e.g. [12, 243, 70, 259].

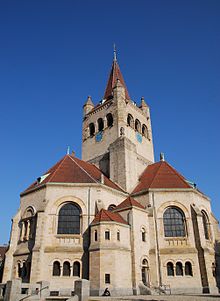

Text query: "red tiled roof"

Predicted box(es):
[91, 209, 128, 225]
[132, 161, 191, 193]
[115, 196, 145, 210]
[104, 59, 130, 100]
[23, 155, 124, 193]
[0, 246, 8, 260]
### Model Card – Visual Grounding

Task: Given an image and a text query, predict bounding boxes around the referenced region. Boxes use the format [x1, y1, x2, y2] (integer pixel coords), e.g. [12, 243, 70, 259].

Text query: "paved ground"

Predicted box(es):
[89, 295, 220, 301]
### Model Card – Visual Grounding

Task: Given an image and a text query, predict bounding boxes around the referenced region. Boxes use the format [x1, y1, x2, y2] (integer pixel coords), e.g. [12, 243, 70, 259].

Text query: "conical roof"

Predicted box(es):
[115, 196, 145, 210]
[104, 59, 130, 100]
[23, 154, 124, 193]
[132, 160, 192, 193]
[91, 209, 128, 225]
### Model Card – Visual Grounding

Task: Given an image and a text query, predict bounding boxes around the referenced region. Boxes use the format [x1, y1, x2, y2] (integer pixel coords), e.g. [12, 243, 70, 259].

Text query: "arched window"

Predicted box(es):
[176, 262, 183, 276]
[201, 210, 210, 240]
[94, 230, 98, 241]
[106, 113, 113, 127]
[53, 261, 61, 276]
[117, 230, 120, 241]
[141, 228, 146, 242]
[142, 124, 149, 139]
[185, 261, 193, 276]
[63, 261, 71, 276]
[58, 203, 81, 234]
[141, 259, 149, 286]
[89, 123, 95, 137]
[135, 119, 141, 133]
[108, 204, 116, 211]
[17, 262, 22, 278]
[105, 230, 110, 240]
[97, 118, 104, 132]
[167, 262, 174, 276]
[73, 261, 80, 277]
[163, 207, 186, 237]
[127, 114, 134, 128]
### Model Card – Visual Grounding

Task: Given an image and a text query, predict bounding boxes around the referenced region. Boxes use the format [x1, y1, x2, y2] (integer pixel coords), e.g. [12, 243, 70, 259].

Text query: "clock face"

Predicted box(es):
[136, 132, 142, 143]
[96, 132, 103, 142]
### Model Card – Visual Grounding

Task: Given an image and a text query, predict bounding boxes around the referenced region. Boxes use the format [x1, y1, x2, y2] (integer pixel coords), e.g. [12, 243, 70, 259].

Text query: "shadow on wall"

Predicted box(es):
[215, 240, 220, 292]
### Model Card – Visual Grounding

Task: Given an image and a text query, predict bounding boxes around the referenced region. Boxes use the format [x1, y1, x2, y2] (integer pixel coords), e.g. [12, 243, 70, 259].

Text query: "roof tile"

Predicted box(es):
[23, 155, 124, 193]
[132, 161, 191, 193]
[91, 209, 128, 225]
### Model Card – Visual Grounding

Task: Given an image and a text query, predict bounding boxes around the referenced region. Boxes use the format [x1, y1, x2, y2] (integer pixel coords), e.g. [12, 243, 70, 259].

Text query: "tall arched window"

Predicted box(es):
[167, 262, 174, 276]
[163, 207, 186, 237]
[135, 119, 141, 133]
[185, 261, 193, 276]
[89, 123, 95, 136]
[63, 261, 71, 276]
[176, 262, 183, 276]
[142, 124, 149, 139]
[127, 114, 134, 128]
[106, 113, 113, 127]
[58, 203, 81, 234]
[201, 210, 210, 240]
[97, 118, 104, 132]
[141, 259, 149, 286]
[53, 261, 61, 276]
[73, 261, 80, 277]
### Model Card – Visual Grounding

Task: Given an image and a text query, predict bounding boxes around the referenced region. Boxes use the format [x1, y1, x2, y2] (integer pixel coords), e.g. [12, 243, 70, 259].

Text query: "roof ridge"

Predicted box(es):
[148, 161, 163, 188]
[163, 161, 191, 188]
[68, 155, 100, 184]
[46, 155, 67, 183]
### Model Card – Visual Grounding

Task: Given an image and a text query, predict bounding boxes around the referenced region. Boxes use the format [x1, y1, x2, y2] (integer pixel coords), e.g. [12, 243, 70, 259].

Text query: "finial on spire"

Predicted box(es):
[67, 146, 70, 155]
[113, 43, 117, 61]
[160, 152, 165, 161]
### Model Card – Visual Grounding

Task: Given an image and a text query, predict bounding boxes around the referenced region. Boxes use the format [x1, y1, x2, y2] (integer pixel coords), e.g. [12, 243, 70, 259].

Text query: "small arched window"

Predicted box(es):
[163, 207, 186, 237]
[94, 230, 98, 241]
[73, 261, 80, 277]
[117, 230, 120, 241]
[176, 262, 183, 276]
[135, 119, 141, 133]
[108, 204, 116, 211]
[201, 210, 210, 240]
[105, 230, 110, 240]
[97, 118, 104, 132]
[53, 261, 61, 276]
[17, 262, 22, 278]
[141, 259, 149, 285]
[58, 203, 81, 235]
[185, 261, 193, 276]
[63, 261, 71, 276]
[167, 262, 174, 276]
[106, 113, 113, 127]
[142, 124, 149, 139]
[89, 123, 95, 137]
[127, 114, 134, 128]
[141, 228, 146, 242]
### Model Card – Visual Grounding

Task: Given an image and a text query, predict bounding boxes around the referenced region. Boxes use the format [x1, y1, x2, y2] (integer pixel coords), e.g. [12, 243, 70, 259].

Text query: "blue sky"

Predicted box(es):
[0, 0, 219, 244]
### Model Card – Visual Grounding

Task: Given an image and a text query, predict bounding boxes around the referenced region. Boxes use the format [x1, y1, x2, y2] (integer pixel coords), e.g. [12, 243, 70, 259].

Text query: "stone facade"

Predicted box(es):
[1, 55, 220, 299]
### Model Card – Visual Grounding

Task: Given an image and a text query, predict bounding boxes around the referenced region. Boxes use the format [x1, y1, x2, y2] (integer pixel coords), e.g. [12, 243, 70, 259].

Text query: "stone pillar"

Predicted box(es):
[4, 279, 21, 301]
[36, 281, 50, 299]
[74, 279, 90, 301]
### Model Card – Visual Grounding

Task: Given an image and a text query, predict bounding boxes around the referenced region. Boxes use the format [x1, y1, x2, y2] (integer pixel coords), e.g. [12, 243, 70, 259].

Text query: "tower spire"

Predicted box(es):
[113, 43, 117, 62]
[103, 49, 130, 100]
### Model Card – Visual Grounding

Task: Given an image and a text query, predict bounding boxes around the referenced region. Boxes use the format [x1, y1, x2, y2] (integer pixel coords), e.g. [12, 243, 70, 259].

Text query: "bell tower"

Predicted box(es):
[82, 51, 154, 192]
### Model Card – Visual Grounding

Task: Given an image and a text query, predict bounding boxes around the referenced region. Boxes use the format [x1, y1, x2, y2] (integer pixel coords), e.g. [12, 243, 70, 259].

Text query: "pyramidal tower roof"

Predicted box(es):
[103, 48, 130, 100]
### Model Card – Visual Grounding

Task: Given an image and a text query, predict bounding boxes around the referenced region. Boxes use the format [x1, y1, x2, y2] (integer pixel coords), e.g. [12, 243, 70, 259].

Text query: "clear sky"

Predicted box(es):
[0, 0, 219, 244]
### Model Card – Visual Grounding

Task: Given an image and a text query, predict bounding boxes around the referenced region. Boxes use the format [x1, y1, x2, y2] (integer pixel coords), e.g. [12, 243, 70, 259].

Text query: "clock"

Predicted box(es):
[96, 132, 103, 142]
[136, 132, 142, 143]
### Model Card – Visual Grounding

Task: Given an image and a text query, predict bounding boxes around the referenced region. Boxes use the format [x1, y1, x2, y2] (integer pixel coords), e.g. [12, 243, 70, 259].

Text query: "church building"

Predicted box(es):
[2, 51, 220, 297]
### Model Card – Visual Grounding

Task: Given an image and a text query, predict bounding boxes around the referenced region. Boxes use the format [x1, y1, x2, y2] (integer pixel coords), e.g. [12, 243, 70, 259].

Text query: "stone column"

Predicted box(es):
[74, 279, 90, 301]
